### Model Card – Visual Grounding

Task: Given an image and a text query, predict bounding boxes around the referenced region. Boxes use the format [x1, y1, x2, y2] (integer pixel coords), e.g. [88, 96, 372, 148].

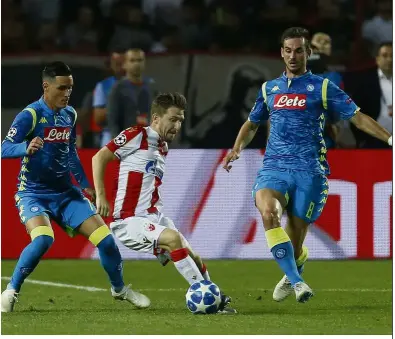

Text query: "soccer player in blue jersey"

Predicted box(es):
[223, 27, 392, 303]
[1, 61, 150, 312]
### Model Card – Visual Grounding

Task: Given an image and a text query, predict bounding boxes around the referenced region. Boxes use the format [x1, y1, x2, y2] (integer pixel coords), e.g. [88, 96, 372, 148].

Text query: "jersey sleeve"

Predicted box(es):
[323, 78, 359, 122]
[106, 126, 145, 160]
[93, 82, 106, 108]
[4, 109, 35, 143]
[248, 83, 270, 123]
[1, 109, 36, 158]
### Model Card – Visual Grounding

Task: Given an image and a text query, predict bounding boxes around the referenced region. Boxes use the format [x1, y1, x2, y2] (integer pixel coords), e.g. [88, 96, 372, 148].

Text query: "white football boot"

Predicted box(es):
[111, 284, 151, 308]
[1, 289, 19, 312]
[294, 281, 314, 303]
[273, 275, 293, 302]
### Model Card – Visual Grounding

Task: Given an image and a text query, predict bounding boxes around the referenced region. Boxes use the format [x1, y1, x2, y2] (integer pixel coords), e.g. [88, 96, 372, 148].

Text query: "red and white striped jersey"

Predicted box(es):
[106, 126, 168, 220]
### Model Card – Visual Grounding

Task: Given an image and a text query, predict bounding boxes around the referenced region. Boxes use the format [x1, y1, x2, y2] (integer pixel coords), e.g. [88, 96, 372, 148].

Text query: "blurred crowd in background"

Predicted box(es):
[1, 0, 393, 149]
[2, 0, 392, 61]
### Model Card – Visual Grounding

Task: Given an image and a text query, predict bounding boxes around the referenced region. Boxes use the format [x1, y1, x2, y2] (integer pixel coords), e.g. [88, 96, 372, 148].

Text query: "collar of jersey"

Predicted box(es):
[281, 70, 312, 81]
[39, 96, 61, 115]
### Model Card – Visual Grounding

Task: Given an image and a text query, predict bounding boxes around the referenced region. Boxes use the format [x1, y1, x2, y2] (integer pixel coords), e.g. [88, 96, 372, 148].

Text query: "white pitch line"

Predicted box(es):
[139, 288, 393, 293]
[1, 277, 107, 292]
[1, 277, 391, 293]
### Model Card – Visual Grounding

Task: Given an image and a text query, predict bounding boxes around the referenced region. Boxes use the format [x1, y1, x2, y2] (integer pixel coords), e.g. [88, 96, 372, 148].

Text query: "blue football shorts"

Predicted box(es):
[14, 186, 97, 236]
[252, 168, 329, 223]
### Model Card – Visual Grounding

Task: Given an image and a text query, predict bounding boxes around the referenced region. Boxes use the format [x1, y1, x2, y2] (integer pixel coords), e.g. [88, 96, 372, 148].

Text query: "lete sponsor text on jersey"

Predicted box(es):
[273, 94, 307, 110]
[44, 127, 71, 142]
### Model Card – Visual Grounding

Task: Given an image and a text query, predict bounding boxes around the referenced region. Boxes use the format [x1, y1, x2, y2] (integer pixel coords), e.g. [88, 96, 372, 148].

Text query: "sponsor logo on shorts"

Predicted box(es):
[30, 206, 39, 212]
[274, 248, 287, 259]
[147, 224, 156, 232]
[273, 94, 307, 110]
[44, 127, 71, 142]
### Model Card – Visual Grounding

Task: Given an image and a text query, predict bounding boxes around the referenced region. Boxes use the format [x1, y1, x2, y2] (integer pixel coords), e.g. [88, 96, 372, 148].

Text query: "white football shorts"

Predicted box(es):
[110, 213, 183, 256]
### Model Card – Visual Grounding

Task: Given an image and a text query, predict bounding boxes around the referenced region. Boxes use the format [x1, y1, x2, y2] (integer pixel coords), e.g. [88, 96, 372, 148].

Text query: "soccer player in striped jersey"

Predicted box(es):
[223, 27, 392, 303]
[92, 92, 236, 314]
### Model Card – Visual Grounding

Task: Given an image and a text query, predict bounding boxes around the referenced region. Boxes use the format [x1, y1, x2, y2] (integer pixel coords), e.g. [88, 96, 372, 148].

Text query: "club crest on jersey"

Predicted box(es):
[306, 84, 314, 91]
[114, 133, 127, 146]
[44, 127, 71, 142]
[273, 94, 307, 110]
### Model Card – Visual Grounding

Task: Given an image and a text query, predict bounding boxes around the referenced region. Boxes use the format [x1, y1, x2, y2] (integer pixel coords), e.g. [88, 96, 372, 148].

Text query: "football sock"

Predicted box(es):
[171, 248, 204, 285]
[265, 227, 303, 286]
[296, 245, 309, 274]
[8, 227, 54, 292]
[201, 263, 211, 281]
[90, 226, 124, 293]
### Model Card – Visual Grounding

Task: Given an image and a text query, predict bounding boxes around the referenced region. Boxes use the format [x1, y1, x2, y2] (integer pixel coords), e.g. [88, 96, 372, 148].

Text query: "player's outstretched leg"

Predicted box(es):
[79, 216, 150, 308]
[158, 229, 204, 284]
[1, 218, 54, 312]
[255, 189, 313, 303]
[158, 229, 236, 314]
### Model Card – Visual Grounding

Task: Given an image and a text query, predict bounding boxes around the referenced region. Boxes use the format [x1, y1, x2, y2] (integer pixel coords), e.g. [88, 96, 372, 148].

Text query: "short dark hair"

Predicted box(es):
[281, 27, 311, 49]
[376, 41, 392, 56]
[151, 92, 187, 116]
[42, 61, 72, 80]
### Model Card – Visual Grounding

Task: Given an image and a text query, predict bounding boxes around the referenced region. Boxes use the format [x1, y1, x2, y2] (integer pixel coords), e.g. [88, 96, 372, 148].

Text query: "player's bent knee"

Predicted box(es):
[30, 226, 54, 250]
[158, 229, 183, 252]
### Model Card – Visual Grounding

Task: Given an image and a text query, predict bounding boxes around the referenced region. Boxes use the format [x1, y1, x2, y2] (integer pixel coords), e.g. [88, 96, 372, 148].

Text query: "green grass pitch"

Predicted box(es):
[1, 260, 392, 335]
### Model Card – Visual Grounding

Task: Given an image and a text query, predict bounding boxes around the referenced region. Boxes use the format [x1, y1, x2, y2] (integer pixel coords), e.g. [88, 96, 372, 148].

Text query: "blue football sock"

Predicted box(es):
[96, 234, 124, 293]
[9, 234, 54, 292]
[266, 228, 303, 286]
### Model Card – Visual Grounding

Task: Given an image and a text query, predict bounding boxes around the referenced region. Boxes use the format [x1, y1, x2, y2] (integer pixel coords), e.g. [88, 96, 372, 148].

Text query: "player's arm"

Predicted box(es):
[350, 111, 392, 145]
[223, 85, 269, 172]
[323, 79, 392, 146]
[93, 82, 107, 126]
[1, 110, 43, 158]
[68, 109, 92, 191]
[107, 83, 122, 138]
[92, 146, 117, 217]
[93, 127, 143, 216]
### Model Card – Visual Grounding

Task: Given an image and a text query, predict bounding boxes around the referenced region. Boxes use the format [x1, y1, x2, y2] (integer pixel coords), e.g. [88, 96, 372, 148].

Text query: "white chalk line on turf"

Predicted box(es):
[1, 277, 392, 293]
[1, 277, 107, 292]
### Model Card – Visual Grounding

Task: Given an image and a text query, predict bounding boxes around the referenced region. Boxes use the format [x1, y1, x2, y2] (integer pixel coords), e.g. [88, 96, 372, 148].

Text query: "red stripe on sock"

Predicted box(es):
[201, 264, 207, 274]
[170, 248, 188, 262]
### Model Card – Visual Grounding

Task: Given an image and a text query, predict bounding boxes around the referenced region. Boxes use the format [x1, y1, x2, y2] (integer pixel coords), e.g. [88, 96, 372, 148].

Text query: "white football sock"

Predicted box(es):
[171, 248, 204, 285]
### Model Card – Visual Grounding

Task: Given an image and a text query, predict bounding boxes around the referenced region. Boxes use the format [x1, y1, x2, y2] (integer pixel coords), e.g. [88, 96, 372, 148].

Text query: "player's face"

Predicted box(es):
[43, 76, 73, 109]
[376, 45, 393, 74]
[123, 50, 145, 75]
[153, 107, 185, 143]
[312, 35, 331, 56]
[281, 38, 310, 75]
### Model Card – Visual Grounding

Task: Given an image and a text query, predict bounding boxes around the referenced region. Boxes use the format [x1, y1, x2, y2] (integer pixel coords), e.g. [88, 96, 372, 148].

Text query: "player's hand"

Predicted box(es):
[223, 149, 240, 172]
[83, 188, 96, 203]
[96, 195, 111, 217]
[27, 137, 44, 155]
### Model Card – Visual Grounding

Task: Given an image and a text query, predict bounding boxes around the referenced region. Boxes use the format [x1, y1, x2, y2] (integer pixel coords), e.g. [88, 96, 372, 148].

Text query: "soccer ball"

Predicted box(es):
[185, 280, 222, 314]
